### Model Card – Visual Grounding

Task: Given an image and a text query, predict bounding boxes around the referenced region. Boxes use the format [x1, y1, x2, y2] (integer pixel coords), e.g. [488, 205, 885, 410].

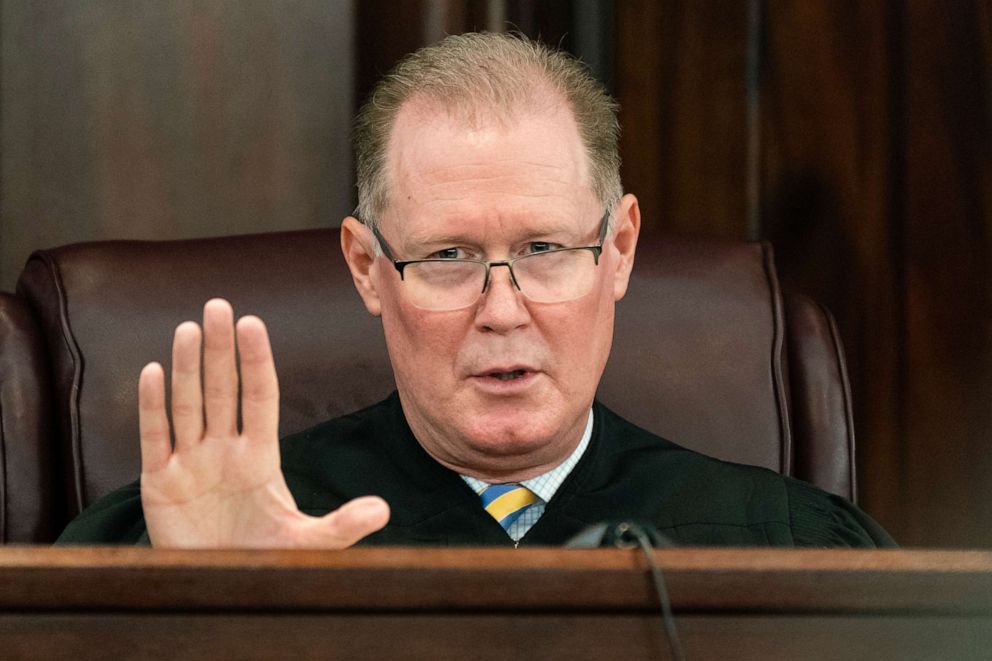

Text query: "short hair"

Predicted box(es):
[353, 31, 622, 231]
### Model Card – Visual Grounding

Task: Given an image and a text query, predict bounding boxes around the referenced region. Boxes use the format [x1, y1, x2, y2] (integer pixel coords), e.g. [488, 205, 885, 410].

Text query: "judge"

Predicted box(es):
[58, 32, 894, 549]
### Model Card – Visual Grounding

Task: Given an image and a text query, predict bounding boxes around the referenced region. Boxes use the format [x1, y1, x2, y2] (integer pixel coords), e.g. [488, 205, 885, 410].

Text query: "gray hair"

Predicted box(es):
[353, 31, 623, 231]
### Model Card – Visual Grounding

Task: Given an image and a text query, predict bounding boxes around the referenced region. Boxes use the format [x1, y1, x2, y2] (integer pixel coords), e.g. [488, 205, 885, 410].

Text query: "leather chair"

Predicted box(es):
[9, 228, 857, 543]
[0, 293, 59, 543]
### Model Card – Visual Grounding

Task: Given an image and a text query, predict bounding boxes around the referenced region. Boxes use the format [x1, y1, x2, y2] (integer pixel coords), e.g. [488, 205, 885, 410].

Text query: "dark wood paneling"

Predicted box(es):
[1, 1, 355, 291]
[615, 0, 750, 239]
[353, 1, 577, 136]
[354, 0, 427, 110]
[5, 614, 992, 661]
[1, 548, 990, 660]
[617, 0, 992, 547]
[899, 0, 992, 546]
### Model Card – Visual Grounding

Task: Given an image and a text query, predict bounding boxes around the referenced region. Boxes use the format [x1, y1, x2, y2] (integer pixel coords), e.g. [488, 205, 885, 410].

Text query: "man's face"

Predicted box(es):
[343, 98, 639, 482]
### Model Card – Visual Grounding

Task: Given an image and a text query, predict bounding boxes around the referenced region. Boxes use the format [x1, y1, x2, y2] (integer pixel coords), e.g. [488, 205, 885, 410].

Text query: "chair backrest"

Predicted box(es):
[14, 228, 856, 536]
[599, 235, 856, 499]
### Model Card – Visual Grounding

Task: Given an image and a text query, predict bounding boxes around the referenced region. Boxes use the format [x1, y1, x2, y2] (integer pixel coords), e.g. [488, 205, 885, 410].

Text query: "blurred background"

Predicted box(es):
[1, 0, 989, 548]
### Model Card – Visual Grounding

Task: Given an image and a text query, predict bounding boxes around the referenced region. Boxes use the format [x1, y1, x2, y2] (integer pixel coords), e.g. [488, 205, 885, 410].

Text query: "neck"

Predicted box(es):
[401, 401, 591, 483]
[422, 434, 581, 483]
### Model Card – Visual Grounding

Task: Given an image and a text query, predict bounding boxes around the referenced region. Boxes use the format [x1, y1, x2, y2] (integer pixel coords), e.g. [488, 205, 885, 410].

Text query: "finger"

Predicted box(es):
[138, 362, 172, 473]
[235, 315, 280, 443]
[201, 298, 239, 437]
[170, 321, 204, 450]
[308, 496, 391, 548]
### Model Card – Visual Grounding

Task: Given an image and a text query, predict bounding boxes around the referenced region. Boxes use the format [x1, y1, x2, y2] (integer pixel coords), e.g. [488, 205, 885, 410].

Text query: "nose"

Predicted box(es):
[474, 264, 531, 333]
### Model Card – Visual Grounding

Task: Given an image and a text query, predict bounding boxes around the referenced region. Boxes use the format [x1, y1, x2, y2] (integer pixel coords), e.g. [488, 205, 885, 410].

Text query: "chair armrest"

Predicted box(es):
[784, 292, 857, 502]
[0, 292, 61, 543]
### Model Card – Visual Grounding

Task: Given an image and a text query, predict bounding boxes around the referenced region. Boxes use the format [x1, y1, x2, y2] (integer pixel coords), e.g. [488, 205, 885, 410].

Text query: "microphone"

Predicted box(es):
[564, 520, 673, 548]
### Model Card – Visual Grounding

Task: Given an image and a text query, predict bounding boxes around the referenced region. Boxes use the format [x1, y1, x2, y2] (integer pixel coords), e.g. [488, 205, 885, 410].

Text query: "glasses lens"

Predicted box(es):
[402, 260, 487, 311]
[514, 249, 599, 303]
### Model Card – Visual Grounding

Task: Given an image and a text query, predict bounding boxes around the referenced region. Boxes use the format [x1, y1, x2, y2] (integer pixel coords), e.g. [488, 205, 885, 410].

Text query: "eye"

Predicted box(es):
[525, 241, 560, 254]
[430, 247, 466, 260]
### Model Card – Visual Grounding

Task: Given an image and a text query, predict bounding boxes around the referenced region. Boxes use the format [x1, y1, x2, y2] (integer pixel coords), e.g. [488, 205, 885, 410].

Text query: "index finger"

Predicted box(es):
[138, 362, 172, 473]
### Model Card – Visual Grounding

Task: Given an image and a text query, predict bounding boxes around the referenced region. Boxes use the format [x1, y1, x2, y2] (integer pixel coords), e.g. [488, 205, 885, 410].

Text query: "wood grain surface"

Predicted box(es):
[0, 547, 989, 660]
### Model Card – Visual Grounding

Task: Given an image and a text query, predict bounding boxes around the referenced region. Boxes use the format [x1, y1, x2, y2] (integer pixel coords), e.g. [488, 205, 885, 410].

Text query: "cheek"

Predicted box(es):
[538, 281, 616, 385]
[378, 289, 468, 384]
[579, 291, 616, 367]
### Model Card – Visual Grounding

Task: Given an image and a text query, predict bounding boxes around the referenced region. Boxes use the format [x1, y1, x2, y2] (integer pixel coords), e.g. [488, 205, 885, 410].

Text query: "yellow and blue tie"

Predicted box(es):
[480, 483, 540, 531]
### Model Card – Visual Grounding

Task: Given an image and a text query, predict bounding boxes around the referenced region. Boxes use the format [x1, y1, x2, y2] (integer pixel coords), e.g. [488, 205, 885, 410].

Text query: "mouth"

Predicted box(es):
[487, 369, 528, 381]
[469, 365, 540, 391]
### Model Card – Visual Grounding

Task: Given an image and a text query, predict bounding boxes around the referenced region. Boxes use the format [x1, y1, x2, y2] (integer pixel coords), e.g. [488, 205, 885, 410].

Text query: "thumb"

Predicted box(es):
[306, 496, 391, 548]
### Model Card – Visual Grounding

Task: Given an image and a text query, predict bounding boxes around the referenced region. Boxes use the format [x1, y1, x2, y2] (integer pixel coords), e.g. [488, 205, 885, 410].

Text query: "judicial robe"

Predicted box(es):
[57, 392, 895, 547]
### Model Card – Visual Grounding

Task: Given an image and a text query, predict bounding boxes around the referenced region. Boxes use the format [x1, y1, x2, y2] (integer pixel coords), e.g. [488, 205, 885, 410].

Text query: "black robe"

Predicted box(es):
[57, 392, 895, 547]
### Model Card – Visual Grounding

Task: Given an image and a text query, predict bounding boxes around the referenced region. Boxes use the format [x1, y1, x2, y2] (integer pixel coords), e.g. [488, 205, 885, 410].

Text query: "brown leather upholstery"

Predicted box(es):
[12, 228, 857, 541]
[17, 230, 392, 521]
[599, 236, 857, 500]
[600, 237, 791, 477]
[783, 293, 857, 499]
[0, 293, 60, 543]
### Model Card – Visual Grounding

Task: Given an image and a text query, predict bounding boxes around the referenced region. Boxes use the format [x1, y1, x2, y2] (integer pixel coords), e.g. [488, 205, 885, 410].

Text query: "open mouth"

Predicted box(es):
[489, 369, 527, 381]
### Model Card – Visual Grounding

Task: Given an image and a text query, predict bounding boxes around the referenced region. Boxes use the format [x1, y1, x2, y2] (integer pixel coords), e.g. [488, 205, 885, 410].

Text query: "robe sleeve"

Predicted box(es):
[785, 477, 897, 548]
[54, 479, 150, 545]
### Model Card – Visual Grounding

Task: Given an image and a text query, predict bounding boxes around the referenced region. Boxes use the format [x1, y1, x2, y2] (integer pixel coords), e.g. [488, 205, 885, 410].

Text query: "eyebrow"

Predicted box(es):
[404, 221, 582, 249]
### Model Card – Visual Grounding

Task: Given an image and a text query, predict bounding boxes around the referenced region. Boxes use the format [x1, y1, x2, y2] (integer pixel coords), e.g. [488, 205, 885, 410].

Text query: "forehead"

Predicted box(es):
[383, 97, 598, 240]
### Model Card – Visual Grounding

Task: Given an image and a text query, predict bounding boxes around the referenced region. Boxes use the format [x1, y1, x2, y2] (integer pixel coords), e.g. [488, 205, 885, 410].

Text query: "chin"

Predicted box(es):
[454, 406, 564, 457]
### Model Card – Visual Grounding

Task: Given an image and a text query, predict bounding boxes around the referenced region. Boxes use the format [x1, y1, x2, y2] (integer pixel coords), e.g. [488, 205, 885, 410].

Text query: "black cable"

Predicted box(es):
[616, 522, 686, 661]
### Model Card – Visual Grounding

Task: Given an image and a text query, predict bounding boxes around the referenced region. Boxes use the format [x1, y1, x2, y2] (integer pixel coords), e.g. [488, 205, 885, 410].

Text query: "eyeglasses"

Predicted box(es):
[369, 211, 611, 312]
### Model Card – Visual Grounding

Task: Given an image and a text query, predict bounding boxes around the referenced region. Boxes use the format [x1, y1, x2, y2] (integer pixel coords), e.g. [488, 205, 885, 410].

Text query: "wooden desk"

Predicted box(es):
[0, 547, 989, 660]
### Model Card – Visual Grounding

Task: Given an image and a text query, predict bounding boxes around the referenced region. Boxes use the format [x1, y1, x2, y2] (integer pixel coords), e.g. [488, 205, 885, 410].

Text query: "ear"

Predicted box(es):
[610, 193, 641, 301]
[340, 216, 383, 317]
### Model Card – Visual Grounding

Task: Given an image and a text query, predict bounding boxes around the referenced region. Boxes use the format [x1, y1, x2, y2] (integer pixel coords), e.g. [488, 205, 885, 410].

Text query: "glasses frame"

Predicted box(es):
[368, 210, 611, 298]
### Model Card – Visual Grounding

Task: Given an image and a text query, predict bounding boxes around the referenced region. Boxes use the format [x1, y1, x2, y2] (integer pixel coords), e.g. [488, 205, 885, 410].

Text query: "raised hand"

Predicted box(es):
[138, 298, 390, 548]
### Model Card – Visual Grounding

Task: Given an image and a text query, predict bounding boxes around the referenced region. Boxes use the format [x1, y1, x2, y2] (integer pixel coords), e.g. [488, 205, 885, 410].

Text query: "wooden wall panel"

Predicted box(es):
[900, 0, 992, 546]
[1, 1, 355, 291]
[617, 0, 992, 547]
[354, 0, 427, 110]
[615, 0, 749, 239]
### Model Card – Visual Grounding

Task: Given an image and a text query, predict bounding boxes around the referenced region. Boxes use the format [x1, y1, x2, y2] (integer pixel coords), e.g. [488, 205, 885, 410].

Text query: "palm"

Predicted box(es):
[140, 427, 295, 548]
[138, 299, 389, 549]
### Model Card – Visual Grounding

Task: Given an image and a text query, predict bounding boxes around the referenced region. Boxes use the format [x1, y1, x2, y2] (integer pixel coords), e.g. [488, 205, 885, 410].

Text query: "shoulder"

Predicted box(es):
[782, 476, 896, 547]
[55, 479, 148, 545]
[589, 402, 895, 548]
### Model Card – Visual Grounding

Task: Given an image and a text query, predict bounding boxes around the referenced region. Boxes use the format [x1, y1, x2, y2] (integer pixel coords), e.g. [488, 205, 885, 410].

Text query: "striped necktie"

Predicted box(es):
[480, 483, 540, 531]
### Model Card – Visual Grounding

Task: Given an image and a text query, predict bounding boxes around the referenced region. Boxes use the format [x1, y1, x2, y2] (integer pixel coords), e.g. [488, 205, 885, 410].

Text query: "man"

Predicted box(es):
[58, 32, 893, 548]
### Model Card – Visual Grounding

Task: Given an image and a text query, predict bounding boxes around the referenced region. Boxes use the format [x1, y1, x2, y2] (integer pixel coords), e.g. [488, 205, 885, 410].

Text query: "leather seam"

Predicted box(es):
[38, 252, 87, 514]
[759, 241, 793, 477]
[820, 300, 858, 503]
